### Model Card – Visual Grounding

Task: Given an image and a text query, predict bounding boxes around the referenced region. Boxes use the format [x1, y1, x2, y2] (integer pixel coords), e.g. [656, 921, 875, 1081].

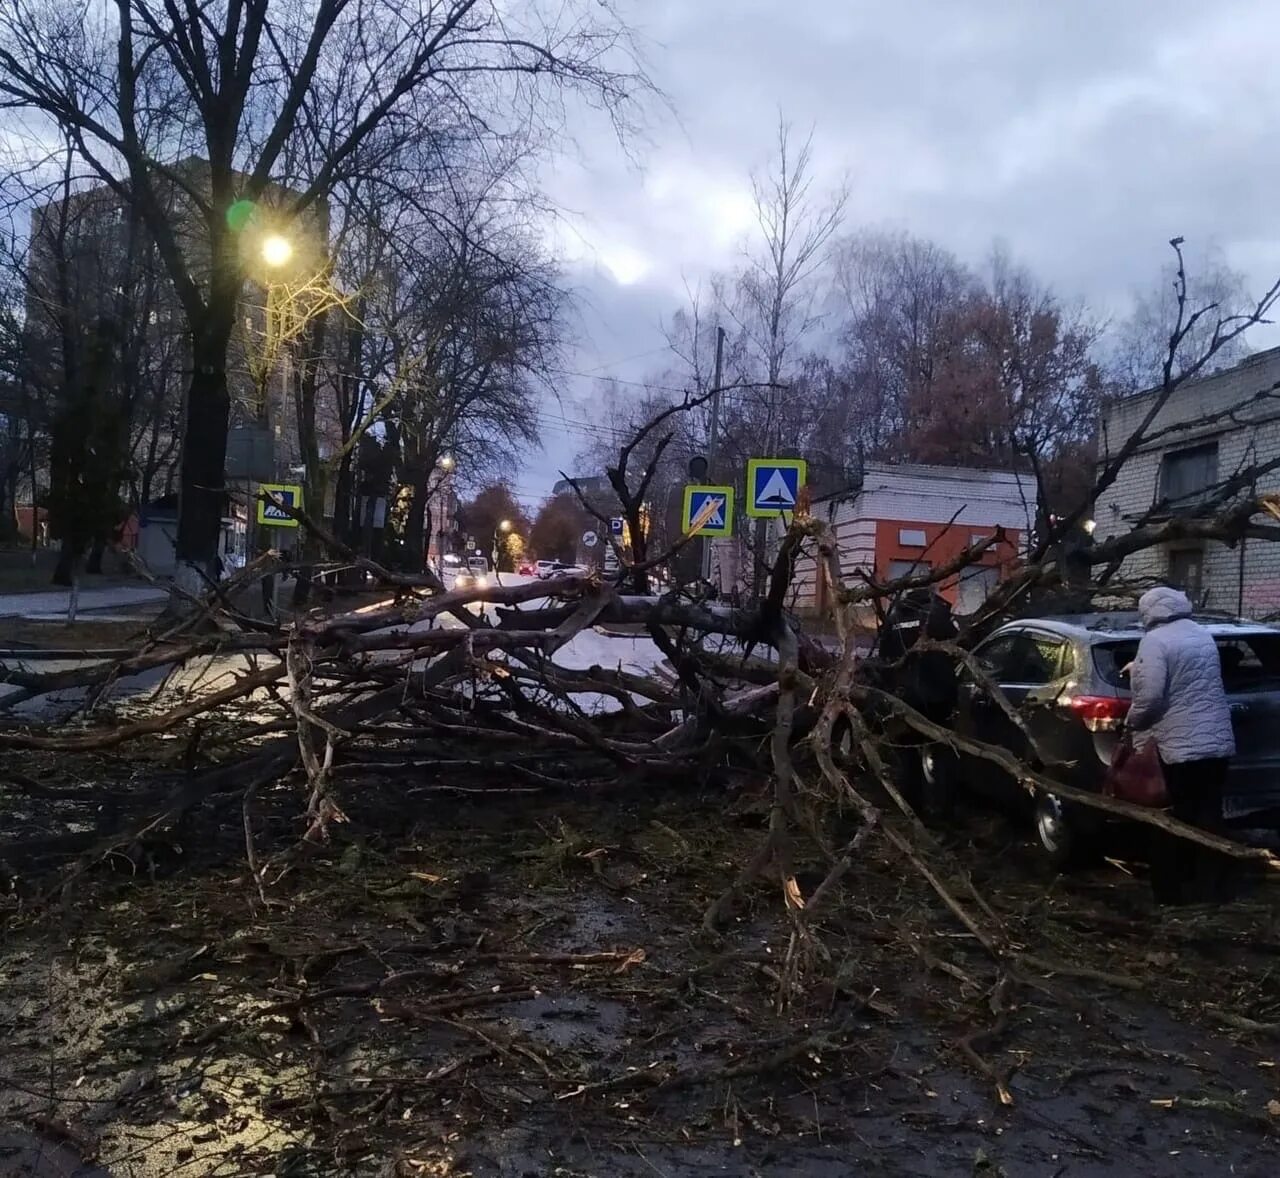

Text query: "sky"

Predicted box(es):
[517, 0, 1280, 507]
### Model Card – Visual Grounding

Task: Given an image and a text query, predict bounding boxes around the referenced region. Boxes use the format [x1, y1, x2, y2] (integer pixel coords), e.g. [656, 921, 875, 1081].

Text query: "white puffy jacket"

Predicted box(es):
[1128, 587, 1235, 763]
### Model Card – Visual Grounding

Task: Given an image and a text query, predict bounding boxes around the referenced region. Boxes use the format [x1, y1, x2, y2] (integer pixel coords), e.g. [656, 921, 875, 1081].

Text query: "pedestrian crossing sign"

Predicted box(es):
[682, 484, 734, 538]
[257, 482, 303, 527]
[746, 458, 806, 518]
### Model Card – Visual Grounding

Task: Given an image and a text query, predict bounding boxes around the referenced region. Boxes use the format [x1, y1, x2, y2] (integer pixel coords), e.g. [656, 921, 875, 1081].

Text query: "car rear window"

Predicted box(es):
[1094, 633, 1280, 691]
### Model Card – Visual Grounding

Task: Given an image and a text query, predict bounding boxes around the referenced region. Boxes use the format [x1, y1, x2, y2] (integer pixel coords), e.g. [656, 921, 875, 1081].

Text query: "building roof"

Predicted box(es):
[1119, 343, 1280, 407]
[814, 460, 1034, 505]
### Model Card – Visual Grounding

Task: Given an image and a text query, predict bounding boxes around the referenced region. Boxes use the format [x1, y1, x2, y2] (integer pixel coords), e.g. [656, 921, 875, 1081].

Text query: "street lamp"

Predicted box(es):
[492, 519, 514, 579]
[261, 234, 294, 268]
[439, 453, 455, 472]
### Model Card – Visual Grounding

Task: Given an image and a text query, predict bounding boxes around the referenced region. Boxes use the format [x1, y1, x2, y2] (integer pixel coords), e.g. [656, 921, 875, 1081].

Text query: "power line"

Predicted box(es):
[572, 343, 677, 376]
[546, 367, 696, 395]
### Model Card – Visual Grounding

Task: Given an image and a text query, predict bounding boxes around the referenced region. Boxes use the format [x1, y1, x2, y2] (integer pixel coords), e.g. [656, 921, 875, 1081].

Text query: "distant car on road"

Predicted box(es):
[518, 562, 534, 576]
[455, 556, 490, 592]
[535, 560, 558, 579]
[933, 611, 1280, 867]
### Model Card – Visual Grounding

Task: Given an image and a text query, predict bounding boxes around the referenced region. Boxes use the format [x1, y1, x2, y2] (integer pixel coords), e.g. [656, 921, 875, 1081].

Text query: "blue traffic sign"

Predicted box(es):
[681, 484, 735, 538]
[257, 482, 303, 527]
[746, 458, 806, 518]
[609, 517, 624, 535]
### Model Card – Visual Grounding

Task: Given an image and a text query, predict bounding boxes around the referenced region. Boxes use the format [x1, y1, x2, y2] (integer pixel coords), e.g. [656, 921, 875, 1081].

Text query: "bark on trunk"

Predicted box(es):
[52, 539, 80, 587]
[334, 456, 354, 545]
[174, 323, 233, 598]
[403, 477, 426, 571]
[86, 538, 106, 574]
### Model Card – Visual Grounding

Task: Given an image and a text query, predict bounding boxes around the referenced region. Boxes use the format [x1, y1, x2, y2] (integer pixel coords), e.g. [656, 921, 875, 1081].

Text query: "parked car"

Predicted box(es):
[535, 560, 557, 579]
[935, 612, 1280, 867]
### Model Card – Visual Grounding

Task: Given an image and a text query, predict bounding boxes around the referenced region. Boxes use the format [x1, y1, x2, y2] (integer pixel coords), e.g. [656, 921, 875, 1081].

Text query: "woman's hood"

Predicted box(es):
[1138, 586, 1194, 628]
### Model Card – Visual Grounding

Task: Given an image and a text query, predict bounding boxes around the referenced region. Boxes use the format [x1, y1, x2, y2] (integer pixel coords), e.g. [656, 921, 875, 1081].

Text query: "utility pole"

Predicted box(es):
[701, 325, 726, 584]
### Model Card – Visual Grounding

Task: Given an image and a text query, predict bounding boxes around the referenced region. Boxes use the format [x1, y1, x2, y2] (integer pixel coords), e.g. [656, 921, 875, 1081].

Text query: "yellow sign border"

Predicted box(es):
[681, 484, 735, 538]
[257, 482, 303, 527]
[745, 458, 807, 518]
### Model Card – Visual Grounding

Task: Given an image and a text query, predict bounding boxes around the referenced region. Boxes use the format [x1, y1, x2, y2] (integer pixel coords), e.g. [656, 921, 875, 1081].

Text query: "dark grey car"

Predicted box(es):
[947, 612, 1280, 866]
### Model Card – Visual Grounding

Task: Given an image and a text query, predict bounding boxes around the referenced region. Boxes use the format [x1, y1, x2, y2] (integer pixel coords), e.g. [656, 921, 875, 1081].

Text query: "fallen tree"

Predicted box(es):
[5, 244, 1280, 1142]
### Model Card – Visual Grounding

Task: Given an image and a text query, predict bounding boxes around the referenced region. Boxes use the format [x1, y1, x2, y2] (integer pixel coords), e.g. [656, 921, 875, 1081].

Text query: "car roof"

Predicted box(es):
[994, 611, 1278, 643]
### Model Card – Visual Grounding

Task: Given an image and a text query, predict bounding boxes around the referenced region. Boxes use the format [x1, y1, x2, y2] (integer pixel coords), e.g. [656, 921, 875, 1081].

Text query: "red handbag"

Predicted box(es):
[1104, 737, 1168, 808]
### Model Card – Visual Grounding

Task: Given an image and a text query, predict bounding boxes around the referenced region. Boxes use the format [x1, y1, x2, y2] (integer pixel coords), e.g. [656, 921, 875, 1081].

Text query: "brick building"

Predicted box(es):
[1094, 346, 1280, 617]
[787, 462, 1036, 618]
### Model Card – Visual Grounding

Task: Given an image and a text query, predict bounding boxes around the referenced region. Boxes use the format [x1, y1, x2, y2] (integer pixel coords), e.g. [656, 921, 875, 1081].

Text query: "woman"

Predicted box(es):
[1127, 586, 1236, 903]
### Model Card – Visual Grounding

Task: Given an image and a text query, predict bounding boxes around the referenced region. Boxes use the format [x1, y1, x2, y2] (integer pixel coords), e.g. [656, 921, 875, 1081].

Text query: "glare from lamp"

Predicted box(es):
[498, 518, 512, 533]
[1082, 518, 1097, 535]
[439, 453, 455, 471]
[261, 234, 293, 268]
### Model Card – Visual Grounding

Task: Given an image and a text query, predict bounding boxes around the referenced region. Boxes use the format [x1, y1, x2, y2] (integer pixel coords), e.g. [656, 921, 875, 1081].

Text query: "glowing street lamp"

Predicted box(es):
[498, 518, 512, 533]
[261, 234, 294, 268]
[439, 453, 455, 472]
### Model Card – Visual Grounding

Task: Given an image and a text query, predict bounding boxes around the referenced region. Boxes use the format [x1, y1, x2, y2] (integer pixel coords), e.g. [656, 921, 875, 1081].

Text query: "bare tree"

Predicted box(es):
[721, 117, 847, 590]
[828, 229, 974, 464]
[0, 137, 188, 577]
[0, 0, 650, 599]
[1112, 242, 1253, 390]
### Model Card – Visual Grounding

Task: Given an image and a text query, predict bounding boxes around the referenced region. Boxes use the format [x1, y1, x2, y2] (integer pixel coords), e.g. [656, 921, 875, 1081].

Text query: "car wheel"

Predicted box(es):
[915, 744, 956, 826]
[830, 714, 861, 769]
[1034, 792, 1077, 870]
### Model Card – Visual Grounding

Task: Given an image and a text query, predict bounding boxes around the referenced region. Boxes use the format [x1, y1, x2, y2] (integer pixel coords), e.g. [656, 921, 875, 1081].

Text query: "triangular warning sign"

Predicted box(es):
[757, 468, 795, 506]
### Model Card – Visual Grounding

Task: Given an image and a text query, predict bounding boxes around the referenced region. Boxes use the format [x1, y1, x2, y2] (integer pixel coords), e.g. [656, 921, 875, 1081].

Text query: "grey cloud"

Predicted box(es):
[524, 0, 1280, 490]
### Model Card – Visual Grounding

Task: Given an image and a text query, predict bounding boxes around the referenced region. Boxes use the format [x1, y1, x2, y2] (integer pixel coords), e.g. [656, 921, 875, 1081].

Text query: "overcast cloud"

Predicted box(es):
[524, 0, 1280, 502]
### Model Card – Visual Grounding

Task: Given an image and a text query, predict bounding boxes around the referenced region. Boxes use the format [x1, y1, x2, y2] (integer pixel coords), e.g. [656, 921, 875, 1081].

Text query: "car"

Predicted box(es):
[535, 560, 558, 579]
[939, 611, 1280, 867]
[455, 556, 490, 592]
[518, 562, 534, 576]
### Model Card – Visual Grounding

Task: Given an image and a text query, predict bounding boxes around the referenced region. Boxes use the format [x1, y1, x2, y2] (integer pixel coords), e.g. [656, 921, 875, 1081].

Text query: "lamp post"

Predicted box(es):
[252, 233, 295, 617]
[422, 453, 457, 573]
[493, 518, 513, 578]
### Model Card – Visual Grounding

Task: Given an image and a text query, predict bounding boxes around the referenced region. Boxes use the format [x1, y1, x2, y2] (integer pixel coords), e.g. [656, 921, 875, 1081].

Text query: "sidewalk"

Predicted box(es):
[0, 584, 167, 620]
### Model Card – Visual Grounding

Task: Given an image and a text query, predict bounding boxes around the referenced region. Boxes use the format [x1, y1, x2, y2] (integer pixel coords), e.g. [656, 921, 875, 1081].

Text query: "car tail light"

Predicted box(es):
[1066, 695, 1130, 732]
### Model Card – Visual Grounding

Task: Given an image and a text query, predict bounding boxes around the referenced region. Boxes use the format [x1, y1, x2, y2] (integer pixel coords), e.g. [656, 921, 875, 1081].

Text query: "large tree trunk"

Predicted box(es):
[334, 454, 354, 546]
[52, 538, 80, 587]
[0, 450, 18, 545]
[173, 321, 233, 600]
[86, 538, 105, 574]
[403, 476, 427, 571]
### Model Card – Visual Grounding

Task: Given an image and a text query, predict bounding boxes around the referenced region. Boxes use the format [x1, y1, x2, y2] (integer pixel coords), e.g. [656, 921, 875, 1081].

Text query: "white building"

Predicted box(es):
[1095, 346, 1280, 617]
[787, 462, 1037, 618]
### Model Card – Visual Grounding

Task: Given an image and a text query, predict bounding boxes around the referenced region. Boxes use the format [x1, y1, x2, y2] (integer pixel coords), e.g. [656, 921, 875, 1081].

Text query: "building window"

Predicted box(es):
[1159, 442, 1218, 505]
[1168, 548, 1204, 599]
[897, 527, 927, 547]
[888, 558, 930, 581]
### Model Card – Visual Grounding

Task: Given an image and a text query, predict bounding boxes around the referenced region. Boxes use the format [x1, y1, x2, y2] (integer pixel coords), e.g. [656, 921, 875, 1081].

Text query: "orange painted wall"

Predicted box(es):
[873, 518, 1021, 604]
